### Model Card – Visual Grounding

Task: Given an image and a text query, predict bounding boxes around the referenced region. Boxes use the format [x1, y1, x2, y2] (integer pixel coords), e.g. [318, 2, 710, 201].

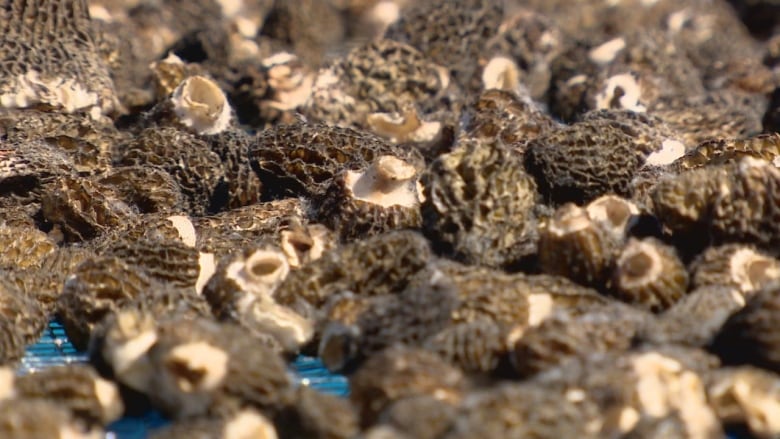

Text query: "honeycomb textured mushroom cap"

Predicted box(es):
[350, 345, 466, 427]
[444, 381, 603, 439]
[114, 126, 227, 216]
[273, 386, 359, 439]
[510, 303, 653, 378]
[0, 398, 103, 439]
[304, 39, 452, 130]
[58, 255, 155, 350]
[15, 364, 124, 427]
[0, 276, 47, 364]
[275, 230, 432, 313]
[523, 117, 648, 205]
[422, 138, 538, 269]
[0, 0, 118, 117]
[383, 0, 503, 91]
[642, 285, 745, 348]
[377, 395, 458, 439]
[250, 122, 422, 200]
[709, 281, 780, 374]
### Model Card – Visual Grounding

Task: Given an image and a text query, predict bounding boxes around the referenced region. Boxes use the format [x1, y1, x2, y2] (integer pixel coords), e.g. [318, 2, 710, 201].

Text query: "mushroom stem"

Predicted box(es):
[353, 155, 417, 197]
[171, 76, 232, 135]
[547, 203, 593, 236]
[244, 249, 290, 291]
[616, 240, 662, 289]
[482, 57, 522, 92]
[366, 107, 422, 140]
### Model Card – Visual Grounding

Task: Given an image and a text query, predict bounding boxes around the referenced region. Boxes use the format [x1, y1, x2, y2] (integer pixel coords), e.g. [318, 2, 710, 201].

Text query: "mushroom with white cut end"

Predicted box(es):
[366, 105, 443, 146]
[203, 245, 313, 352]
[0, 0, 118, 117]
[145, 75, 235, 135]
[611, 237, 688, 312]
[170, 76, 234, 135]
[538, 203, 617, 289]
[691, 244, 780, 298]
[315, 155, 423, 242]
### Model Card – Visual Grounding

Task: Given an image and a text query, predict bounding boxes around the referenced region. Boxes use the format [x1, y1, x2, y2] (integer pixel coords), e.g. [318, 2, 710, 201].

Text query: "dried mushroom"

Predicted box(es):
[250, 122, 421, 200]
[710, 281, 780, 373]
[113, 126, 226, 215]
[15, 364, 123, 427]
[350, 345, 466, 427]
[0, 0, 118, 116]
[510, 303, 652, 378]
[421, 138, 538, 269]
[315, 155, 423, 242]
[58, 255, 154, 350]
[611, 237, 688, 312]
[275, 230, 432, 315]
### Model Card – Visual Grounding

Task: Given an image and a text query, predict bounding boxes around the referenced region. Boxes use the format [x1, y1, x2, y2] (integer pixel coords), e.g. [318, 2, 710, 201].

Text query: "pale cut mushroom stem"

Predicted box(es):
[165, 342, 229, 392]
[223, 410, 279, 439]
[223, 249, 290, 299]
[93, 377, 124, 423]
[0, 368, 14, 401]
[347, 155, 420, 208]
[730, 248, 780, 294]
[105, 311, 158, 393]
[280, 227, 331, 269]
[171, 75, 232, 135]
[374, 156, 417, 191]
[482, 56, 522, 92]
[366, 106, 443, 144]
[586, 195, 638, 231]
[747, 259, 776, 285]
[366, 107, 422, 139]
[547, 203, 593, 237]
[586, 195, 641, 243]
[243, 250, 290, 298]
[249, 298, 314, 351]
[246, 250, 289, 281]
[616, 240, 663, 289]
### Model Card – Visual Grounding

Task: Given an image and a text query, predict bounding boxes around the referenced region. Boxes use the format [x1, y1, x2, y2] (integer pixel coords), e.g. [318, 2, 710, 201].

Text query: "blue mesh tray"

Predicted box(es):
[20, 320, 349, 439]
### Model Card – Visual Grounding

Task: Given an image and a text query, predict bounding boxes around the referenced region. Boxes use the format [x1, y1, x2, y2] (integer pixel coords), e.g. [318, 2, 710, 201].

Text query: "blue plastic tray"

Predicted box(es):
[20, 320, 349, 439]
